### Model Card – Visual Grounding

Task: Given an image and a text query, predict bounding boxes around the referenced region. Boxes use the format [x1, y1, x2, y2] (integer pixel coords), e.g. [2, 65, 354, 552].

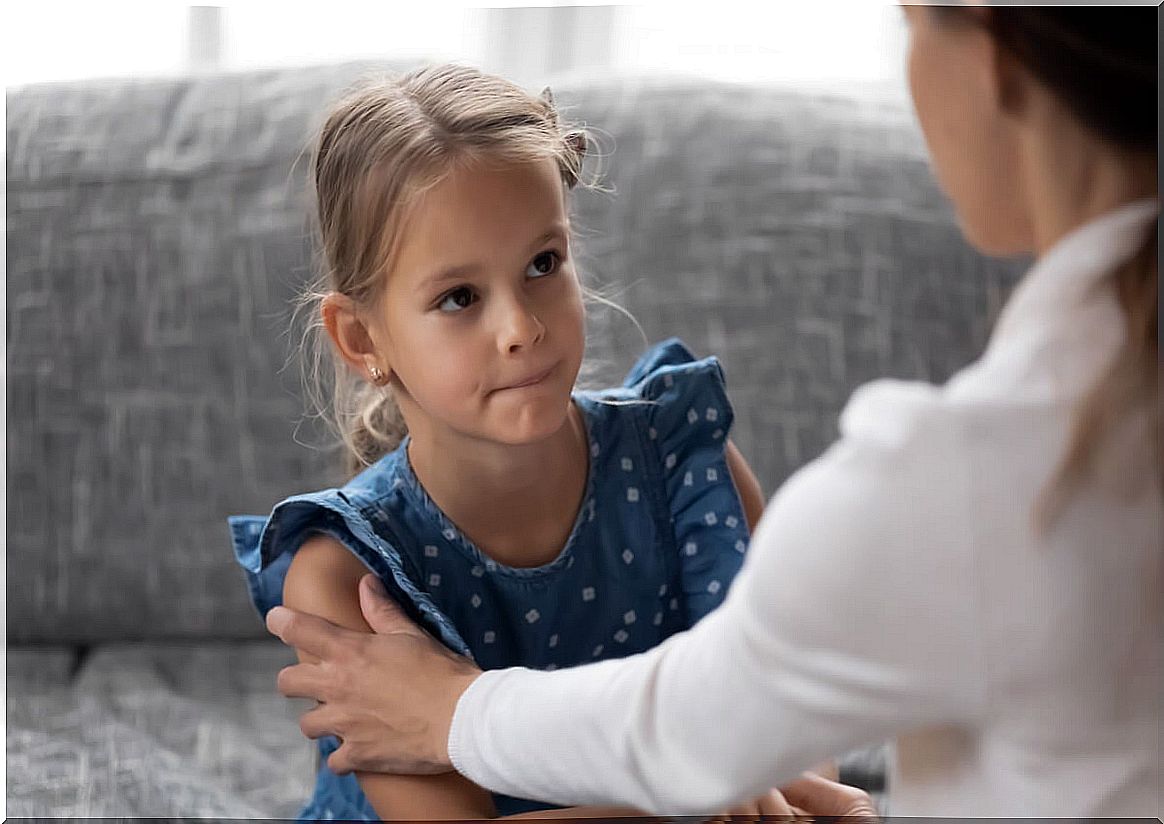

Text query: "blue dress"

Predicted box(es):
[229, 338, 752, 821]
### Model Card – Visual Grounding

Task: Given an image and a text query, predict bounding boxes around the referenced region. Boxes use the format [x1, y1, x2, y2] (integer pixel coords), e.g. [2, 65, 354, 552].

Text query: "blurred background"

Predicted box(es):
[4, 2, 908, 92]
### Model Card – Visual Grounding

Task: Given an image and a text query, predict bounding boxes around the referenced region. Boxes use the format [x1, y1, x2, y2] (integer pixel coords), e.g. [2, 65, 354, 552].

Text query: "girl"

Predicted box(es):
[230, 63, 771, 820]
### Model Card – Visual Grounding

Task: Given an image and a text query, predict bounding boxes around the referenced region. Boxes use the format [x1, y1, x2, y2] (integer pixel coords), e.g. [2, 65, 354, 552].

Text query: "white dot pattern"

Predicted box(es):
[320, 340, 751, 702]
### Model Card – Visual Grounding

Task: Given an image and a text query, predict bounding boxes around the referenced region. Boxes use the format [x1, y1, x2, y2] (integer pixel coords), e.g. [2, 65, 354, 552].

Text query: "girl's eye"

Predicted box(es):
[437, 286, 477, 313]
[526, 250, 561, 279]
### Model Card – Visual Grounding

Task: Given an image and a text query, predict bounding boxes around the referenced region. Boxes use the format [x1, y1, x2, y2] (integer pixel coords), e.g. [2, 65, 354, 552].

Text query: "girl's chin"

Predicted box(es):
[487, 399, 574, 444]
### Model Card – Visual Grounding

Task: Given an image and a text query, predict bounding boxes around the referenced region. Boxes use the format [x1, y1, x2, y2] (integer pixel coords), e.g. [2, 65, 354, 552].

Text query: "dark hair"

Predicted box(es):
[940, 7, 1159, 524]
[983, 8, 1156, 150]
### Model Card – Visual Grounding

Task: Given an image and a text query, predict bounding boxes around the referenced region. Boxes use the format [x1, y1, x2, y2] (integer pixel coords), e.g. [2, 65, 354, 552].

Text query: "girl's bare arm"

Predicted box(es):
[284, 535, 499, 820]
[725, 438, 766, 531]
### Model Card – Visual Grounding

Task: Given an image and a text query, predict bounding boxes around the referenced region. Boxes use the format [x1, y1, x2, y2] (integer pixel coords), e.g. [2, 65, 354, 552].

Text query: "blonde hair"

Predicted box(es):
[295, 64, 597, 474]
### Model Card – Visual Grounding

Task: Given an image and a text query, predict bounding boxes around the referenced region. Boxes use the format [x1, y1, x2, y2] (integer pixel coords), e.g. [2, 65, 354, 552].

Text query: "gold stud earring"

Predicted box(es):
[369, 365, 386, 385]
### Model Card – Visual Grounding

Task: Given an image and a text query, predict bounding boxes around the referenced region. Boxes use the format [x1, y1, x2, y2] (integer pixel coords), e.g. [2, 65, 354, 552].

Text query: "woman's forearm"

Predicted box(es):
[448, 419, 985, 812]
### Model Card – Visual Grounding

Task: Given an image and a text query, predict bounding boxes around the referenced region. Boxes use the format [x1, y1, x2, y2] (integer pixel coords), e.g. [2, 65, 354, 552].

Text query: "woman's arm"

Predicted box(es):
[447, 391, 987, 812]
[283, 535, 499, 820]
[724, 438, 766, 531]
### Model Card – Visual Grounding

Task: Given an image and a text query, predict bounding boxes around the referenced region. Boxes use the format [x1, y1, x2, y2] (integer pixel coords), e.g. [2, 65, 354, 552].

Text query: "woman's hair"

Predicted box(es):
[938, 7, 1159, 525]
[296, 64, 595, 474]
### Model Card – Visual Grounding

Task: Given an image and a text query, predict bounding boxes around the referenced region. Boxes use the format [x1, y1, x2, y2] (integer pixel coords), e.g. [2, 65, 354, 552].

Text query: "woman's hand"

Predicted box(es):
[266, 573, 482, 775]
[707, 787, 802, 822]
[779, 772, 879, 820]
[707, 763, 875, 823]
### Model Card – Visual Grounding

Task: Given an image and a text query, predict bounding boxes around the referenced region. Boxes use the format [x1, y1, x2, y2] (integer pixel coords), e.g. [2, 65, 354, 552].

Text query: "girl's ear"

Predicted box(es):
[320, 293, 394, 385]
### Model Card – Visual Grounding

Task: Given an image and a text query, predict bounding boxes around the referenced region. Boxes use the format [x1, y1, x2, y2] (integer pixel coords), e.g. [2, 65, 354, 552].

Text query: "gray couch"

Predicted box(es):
[6, 62, 1025, 817]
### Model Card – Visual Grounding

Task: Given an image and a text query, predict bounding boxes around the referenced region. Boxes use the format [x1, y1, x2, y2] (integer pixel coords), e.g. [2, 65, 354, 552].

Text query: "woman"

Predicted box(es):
[265, 6, 1159, 816]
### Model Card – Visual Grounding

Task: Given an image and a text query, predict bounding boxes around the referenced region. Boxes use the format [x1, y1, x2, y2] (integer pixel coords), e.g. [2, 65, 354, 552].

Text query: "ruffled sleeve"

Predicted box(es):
[227, 491, 471, 656]
[625, 338, 750, 626]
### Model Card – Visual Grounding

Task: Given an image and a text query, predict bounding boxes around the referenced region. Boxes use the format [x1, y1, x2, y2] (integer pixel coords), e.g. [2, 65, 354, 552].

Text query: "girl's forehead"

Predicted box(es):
[388, 158, 569, 286]
[407, 159, 566, 240]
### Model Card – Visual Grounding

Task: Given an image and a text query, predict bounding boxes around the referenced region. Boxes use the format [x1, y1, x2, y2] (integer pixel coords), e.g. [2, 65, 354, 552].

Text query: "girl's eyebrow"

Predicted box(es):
[416, 226, 568, 291]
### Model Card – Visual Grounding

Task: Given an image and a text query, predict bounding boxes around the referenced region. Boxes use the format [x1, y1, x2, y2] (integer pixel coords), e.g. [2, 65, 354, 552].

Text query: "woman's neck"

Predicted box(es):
[1018, 99, 1157, 256]
[405, 402, 590, 568]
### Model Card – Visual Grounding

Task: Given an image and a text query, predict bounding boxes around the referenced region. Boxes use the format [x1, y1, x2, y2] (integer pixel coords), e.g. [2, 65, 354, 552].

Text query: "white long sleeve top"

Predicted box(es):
[448, 199, 1162, 818]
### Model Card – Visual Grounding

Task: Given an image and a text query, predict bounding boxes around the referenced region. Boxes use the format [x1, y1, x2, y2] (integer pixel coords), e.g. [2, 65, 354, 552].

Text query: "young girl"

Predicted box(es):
[229, 63, 767, 821]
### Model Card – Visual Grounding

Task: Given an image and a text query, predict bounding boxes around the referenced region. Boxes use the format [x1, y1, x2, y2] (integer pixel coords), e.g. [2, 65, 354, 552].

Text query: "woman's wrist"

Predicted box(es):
[447, 667, 492, 776]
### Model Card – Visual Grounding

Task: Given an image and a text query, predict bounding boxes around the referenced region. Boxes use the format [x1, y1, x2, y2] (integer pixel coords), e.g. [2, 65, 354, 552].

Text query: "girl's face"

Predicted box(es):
[369, 157, 586, 448]
[903, 6, 1033, 255]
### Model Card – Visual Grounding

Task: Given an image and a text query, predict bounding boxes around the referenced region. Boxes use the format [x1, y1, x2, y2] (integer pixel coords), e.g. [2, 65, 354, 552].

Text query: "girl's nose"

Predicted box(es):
[498, 297, 546, 354]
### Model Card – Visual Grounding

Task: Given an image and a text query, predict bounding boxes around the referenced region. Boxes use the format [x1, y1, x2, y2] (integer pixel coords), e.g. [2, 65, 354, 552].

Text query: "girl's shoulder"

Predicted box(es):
[577, 339, 749, 625]
[227, 444, 474, 656]
[577, 337, 735, 456]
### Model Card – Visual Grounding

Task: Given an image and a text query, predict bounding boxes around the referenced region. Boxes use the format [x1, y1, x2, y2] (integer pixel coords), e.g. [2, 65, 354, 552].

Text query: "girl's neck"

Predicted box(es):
[405, 401, 590, 568]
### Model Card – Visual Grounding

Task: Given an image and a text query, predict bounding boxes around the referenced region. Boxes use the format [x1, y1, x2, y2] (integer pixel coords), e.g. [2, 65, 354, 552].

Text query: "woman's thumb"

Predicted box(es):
[358, 573, 407, 634]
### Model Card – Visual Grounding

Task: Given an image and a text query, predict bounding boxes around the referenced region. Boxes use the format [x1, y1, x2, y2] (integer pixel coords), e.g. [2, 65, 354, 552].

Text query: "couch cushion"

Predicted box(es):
[6, 641, 313, 817]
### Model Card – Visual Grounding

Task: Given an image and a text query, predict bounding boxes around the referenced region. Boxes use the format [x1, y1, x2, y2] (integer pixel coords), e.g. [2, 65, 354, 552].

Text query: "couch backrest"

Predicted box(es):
[6, 65, 1025, 643]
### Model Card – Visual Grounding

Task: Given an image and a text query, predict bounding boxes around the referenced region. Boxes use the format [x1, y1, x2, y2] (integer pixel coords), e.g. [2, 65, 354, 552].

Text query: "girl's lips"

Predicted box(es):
[498, 364, 555, 391]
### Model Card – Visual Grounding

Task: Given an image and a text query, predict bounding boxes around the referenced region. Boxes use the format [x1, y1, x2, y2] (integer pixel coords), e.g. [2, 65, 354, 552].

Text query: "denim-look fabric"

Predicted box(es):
[229, 338, 751, 820]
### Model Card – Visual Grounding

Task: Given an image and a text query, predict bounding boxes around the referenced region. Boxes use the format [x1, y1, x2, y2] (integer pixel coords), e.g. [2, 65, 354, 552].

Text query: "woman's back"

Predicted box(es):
[869, 199, 1160, 815]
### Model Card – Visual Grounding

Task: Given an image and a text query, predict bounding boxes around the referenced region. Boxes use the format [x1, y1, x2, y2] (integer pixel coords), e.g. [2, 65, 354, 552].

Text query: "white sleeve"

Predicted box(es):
[448, 380, 989, 814]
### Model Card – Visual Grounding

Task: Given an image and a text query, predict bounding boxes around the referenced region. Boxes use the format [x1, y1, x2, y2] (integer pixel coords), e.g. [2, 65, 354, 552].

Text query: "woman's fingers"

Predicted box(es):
[275, 659, 331, 702]
[755, 788, 796, 817]
[267, 605, 346, 661]
[779, 772, 879, 820]
[358, 574, 421, 636]
[297, 702, 340, 741]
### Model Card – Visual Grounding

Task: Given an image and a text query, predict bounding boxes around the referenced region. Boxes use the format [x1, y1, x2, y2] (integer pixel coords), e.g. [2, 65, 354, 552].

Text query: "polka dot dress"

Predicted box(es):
[228, 338, 751, 821]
